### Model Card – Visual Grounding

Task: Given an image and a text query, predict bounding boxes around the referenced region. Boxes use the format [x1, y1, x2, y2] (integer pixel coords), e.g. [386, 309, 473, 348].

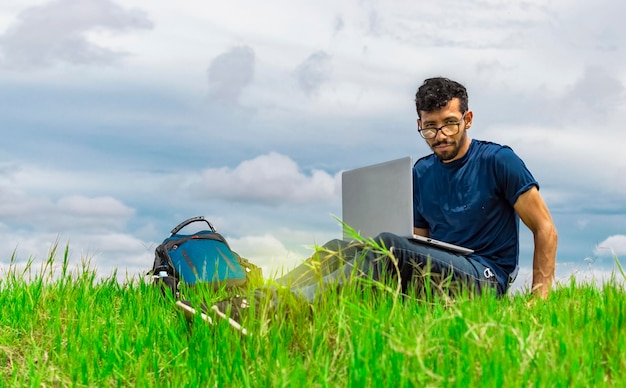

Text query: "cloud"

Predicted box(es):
[0, 167, 150, 278]
[0, 229, 154, 281]
[294, 50, 332, 96]
[0, 0, 153, 69]
[207, 45, 255, 104]
[565, 65, 626, 117]
[56, 195, 134, 217]
[0, 165, 135, 231]
[356, 1, 556, 49]
[547, 0, 624, 53]
[226, 234, 304, 277]
[0, 163, 156, 279]
[50, 196, 136, 233]
[9, 194, 134, 232]
[68, 232, 153, 266]
[192, 152, 341, 206]
[509, 258, 625, 294]
[333, 15, 345, 35]
[594, 235, 626, 257]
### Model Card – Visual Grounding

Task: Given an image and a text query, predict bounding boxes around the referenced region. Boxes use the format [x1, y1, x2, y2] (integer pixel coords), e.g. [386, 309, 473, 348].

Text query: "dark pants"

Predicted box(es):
[276, 232, 503, 303]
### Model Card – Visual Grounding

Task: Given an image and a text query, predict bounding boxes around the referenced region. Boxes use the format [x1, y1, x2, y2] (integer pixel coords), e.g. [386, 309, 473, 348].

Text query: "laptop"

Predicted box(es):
[341, 157, 474, 255]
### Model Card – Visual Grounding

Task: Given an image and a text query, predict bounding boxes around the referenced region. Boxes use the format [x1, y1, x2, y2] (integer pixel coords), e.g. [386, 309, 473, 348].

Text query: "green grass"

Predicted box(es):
[1, 243, 625, 387]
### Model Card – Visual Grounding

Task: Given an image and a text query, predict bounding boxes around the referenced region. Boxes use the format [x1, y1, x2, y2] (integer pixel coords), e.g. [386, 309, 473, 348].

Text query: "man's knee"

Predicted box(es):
[375, 232, 404, 249]
[321, 239, 346, 250]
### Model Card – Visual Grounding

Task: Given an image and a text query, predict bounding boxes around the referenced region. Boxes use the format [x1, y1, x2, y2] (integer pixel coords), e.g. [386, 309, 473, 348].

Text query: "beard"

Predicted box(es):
[430, 131, 468, 162]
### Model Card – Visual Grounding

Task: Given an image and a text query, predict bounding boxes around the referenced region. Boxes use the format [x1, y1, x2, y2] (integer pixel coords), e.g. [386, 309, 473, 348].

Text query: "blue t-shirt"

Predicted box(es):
[412, 139, 538, 289]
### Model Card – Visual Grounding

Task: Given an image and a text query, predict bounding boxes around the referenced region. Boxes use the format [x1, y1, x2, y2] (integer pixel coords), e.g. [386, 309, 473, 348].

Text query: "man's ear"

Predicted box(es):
[464, 110, 473, 128]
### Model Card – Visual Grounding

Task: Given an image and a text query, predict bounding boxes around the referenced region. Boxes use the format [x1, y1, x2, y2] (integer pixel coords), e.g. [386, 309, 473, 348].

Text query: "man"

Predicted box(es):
[212, 77, 557, 330]
[287, 76, 557, 300]
[409, 76, 557, 298]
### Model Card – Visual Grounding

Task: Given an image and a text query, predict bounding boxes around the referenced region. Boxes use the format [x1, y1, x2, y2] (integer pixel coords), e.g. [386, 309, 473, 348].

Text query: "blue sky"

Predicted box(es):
[1, 0, 625, 290]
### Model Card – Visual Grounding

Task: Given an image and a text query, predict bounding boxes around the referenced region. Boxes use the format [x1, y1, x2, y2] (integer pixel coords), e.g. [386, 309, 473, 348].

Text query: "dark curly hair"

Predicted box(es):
[414, 77, 468, 118]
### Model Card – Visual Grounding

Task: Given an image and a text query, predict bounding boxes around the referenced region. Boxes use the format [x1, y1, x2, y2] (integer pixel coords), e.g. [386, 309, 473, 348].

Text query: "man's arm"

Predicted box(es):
[413, 227, 429, 237]
[513, 186, 558, 299]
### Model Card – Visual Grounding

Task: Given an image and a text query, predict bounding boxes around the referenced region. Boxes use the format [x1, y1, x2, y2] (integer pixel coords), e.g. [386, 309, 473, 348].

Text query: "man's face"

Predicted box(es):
[418, 98, 472, 163]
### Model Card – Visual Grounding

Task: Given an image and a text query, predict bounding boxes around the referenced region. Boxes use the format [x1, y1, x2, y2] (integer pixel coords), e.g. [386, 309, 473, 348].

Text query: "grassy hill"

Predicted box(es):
[1, 246, 624, 387]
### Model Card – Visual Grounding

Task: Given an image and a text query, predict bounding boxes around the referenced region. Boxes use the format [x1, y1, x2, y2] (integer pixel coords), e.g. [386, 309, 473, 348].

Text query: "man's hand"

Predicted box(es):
[514, 186, 558, 299]
[413, 227, 429, 237]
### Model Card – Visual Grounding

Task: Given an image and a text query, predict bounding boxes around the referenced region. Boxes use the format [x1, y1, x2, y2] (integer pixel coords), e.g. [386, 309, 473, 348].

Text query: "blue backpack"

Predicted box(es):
[151, 216, 258, 296]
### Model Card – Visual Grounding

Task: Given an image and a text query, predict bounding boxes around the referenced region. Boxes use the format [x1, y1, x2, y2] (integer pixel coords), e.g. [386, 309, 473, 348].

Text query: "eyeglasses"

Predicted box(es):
[418, 112, 467, 139]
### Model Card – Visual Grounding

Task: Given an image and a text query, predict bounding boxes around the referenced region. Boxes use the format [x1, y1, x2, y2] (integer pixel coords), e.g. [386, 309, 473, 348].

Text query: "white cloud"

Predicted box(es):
[207, 45, 255, 105]
[0, 187, 135, 232]
[226, 234, 304, 278]
[477, 118, 626, 206]
[294, 50, 333, 96]
[0, 202, 154, 281]
[0, 154, 340, 282]
[67, 232, 155, 277]
[354, 0, 562, 49]
[0, 232, 154, 282]
[56, 195, 134, 218]
[509, 258, 625, 295]
[192, 152, 341, 205]
[0, 0, 153, 69]
[594, 235, 626, 257]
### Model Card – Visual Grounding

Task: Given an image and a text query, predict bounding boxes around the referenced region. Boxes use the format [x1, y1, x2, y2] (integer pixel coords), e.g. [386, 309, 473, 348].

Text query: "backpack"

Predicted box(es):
[150, 216, 261, 298]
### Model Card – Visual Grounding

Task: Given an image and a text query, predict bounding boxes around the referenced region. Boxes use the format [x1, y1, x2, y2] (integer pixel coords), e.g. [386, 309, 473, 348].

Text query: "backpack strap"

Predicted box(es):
[170, 216, 216, 236]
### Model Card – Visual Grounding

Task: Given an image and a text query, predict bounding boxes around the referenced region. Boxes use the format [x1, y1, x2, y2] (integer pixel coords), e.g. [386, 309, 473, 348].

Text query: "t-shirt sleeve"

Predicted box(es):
[412, 167, 429, 229]
[494, 147, 539, 206]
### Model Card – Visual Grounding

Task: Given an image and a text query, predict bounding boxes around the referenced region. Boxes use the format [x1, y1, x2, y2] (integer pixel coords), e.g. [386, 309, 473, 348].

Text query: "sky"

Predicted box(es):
[1, 0, 625, 291]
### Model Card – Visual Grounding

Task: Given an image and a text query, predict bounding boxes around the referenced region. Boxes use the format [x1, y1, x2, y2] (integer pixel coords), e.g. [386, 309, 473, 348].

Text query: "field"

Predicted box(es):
[1, 244, 625, 387]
